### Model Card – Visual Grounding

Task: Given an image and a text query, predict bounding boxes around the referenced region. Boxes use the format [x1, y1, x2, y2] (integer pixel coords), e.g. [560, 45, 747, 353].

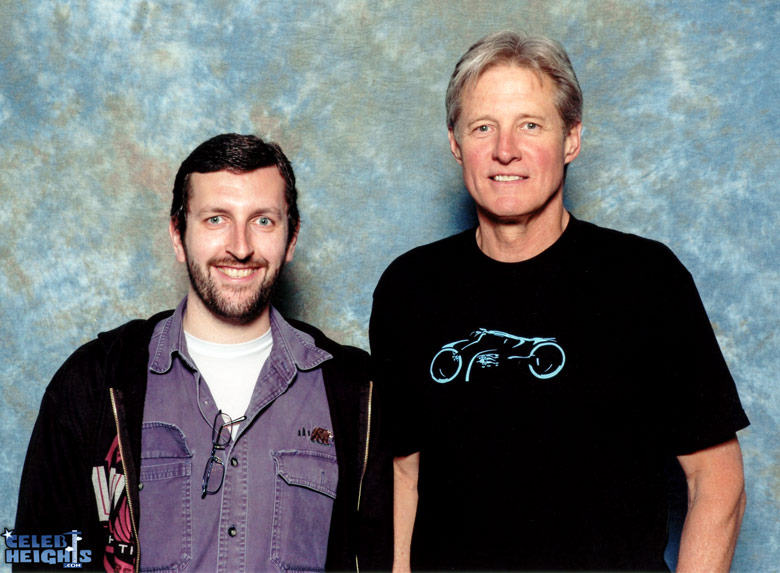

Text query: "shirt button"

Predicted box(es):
[230, 457, 238, 467]
[138, 482, 144, 491]
[228, 526, 237, 537]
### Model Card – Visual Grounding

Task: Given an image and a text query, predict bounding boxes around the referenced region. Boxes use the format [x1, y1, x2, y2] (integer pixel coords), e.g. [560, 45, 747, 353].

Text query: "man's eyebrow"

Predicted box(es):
[465, 112, 548, 126]
[195, 206, 284, 215]
[190, 206, 227, 216]
[252, 207, 285, 217]
[462, 115, 496, 130]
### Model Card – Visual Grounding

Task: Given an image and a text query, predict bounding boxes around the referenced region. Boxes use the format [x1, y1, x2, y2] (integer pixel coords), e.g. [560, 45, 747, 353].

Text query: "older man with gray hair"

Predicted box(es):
[371, 31, 748, 571]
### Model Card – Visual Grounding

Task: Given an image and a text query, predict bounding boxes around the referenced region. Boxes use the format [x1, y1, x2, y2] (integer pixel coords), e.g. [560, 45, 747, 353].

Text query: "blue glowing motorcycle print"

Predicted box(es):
[429, 328, 566, 383]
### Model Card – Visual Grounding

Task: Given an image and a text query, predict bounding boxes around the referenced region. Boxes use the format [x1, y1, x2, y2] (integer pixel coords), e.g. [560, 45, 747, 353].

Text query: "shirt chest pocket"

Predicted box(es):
[270, 450, 338, 572]
[139, 422, 193, 573]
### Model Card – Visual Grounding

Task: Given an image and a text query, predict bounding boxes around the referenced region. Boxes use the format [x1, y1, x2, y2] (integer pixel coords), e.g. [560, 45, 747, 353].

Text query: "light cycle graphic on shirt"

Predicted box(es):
[429, 328, 566, 383]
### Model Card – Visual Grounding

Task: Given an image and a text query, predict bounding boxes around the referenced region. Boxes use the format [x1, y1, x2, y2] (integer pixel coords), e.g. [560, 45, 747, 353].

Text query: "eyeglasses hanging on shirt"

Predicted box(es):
[201, 410, 246, 499]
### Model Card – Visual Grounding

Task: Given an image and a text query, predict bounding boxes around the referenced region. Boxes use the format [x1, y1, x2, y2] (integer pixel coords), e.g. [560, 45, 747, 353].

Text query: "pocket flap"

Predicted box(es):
[272, 450, 338, 498]
[141, 422, 193, 459]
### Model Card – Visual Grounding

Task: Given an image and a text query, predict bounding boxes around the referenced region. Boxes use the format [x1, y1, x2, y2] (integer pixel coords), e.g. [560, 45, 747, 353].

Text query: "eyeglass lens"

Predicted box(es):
[213, 412, 234, 447]
[202, 411, 246, 499]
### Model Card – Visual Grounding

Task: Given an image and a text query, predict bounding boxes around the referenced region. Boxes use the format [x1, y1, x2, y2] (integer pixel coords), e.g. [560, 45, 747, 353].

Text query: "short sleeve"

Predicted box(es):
[369, 258, 425, 457]
[649, 252, 749, 455]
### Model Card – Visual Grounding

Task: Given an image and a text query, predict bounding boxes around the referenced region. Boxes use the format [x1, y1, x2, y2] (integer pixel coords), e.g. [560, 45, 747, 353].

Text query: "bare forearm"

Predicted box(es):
[677, 488, 745, 572]
[676, 438, 746, 572]
[393, 453, 420, 573]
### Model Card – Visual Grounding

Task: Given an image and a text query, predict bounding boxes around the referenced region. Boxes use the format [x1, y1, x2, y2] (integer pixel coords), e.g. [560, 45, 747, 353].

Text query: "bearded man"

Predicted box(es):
[15, 133, 391, 572]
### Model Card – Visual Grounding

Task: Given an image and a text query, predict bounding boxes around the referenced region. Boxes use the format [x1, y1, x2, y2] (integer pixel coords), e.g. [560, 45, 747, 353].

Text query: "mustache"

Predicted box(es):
[208, 255, 269, 268]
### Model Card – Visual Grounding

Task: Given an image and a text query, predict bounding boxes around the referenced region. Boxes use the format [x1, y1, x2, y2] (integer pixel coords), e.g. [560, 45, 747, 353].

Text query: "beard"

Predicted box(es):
[184, 250, 283, 325]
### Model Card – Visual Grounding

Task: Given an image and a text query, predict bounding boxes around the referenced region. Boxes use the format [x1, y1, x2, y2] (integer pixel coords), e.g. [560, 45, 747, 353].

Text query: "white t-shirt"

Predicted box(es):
[185, 328, 273, 431]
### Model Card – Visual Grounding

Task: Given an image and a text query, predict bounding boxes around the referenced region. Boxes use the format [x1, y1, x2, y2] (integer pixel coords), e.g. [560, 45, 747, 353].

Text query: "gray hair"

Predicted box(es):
[446, 30, 582, 137]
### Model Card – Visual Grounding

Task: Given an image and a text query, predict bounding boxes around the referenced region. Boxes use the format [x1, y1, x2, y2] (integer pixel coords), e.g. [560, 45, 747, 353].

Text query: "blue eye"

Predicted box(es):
[207, 216, 223, 224]
[477, 125, 490, 132]
[257, 217, 271, 226]
[525, 122, 539, 130]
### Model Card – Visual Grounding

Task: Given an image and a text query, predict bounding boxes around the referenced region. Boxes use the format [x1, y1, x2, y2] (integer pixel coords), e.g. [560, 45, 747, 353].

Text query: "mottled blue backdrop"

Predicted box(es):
[1, 1, 777, 571]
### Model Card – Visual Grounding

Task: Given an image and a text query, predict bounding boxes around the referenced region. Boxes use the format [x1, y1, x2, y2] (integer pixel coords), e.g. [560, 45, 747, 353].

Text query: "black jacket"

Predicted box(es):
[15, 310, 391, 571]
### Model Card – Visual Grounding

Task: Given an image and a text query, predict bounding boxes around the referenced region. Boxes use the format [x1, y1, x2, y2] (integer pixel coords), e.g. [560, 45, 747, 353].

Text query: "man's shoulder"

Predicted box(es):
[377, 228, 474, 281]
[286, 318, 369, 366]
[49, 309, 175, 394]
[572, 218, 685, 272]
[397, 227, 473, 262]
[95, 309, 175, 350]
[575, 218, 671, 253]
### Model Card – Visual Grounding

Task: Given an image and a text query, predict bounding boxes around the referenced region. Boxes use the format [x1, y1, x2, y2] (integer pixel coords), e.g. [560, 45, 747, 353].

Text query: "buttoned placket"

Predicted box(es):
[215, 436, 248, 572]
[215, 339, 298, 573]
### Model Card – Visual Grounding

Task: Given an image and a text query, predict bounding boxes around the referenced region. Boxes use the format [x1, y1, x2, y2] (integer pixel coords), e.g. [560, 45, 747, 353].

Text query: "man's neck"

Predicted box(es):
[476, 206, 570, 263]
[182, 293, 272, 344]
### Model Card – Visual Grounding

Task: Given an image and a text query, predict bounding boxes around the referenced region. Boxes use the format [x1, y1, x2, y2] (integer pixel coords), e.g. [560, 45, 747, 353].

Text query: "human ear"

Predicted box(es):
[564, 121, 582, 164]
[169, 218, 187, 264]
[447, 128, 464, 165]
[285, 222, 300, 263]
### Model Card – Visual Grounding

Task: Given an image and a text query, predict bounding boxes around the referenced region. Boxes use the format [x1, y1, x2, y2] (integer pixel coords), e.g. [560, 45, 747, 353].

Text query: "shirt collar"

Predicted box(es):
[148, 297, 332, 374]
[149, 297, 191, 374]
[268, 306, 332, 371]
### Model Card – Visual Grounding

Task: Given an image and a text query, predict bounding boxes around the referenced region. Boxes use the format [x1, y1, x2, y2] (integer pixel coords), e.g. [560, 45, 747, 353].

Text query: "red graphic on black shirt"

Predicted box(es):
[92, 436, 136, 573]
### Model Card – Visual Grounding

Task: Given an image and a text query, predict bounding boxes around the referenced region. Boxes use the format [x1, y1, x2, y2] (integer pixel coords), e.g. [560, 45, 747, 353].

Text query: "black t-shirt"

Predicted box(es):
[370, 216, 749, 571]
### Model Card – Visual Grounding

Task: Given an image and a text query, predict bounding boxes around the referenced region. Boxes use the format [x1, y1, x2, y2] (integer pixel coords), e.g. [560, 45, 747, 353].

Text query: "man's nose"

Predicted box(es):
[227, 224, 254, 260]
[493, 130, 520, 164]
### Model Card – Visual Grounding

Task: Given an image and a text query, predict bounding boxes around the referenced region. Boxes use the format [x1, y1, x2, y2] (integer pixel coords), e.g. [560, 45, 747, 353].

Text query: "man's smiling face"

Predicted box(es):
[171, 166, 296, 325]
[448, 64, 581, 225]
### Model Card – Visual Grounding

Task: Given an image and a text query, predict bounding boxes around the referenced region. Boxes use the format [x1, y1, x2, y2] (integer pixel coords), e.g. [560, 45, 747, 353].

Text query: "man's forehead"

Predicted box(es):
[187, 167, 286, 206]
[466, 63, 550, 96]
[190, 165, 282, 183]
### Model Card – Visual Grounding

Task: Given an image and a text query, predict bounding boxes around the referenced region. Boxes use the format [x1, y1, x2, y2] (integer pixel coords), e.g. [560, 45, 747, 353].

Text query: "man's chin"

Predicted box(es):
[213, 306, 270, 325]
[206, 294, 272, 325]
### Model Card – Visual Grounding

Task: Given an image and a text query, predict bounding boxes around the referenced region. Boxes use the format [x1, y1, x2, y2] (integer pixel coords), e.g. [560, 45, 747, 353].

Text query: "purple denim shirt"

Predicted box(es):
[139, 298, 336, 572]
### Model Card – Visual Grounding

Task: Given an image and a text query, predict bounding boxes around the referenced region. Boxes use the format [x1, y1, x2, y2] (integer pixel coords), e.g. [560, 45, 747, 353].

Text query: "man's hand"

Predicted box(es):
[676, 436, 746, 572]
